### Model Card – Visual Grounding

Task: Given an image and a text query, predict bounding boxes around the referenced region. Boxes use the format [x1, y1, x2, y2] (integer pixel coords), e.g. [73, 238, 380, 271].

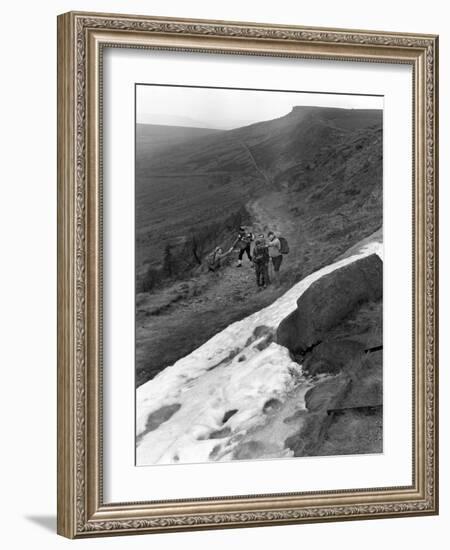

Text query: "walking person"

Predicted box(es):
[267, 231, 283, 286]
[234, 226, 254, 267]
[252, 238, 270, 289]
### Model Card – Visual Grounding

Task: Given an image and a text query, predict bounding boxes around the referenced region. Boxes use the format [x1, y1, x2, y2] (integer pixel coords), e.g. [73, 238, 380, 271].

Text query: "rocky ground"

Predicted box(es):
[282, 298, 383, 458]
[136, 233, 383, 465]
[230, 253, 383, 460]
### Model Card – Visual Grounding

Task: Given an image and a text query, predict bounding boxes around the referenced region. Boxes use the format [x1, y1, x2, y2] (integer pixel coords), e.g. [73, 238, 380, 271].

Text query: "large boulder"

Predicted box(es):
[284, 353, 383, 457]
[277, 254, 382, 353]
[285, 374, 353, 456]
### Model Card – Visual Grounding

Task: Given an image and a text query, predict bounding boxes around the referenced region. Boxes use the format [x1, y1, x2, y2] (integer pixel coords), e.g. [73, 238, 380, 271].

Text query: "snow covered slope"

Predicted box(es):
[137, 231, 383, 465]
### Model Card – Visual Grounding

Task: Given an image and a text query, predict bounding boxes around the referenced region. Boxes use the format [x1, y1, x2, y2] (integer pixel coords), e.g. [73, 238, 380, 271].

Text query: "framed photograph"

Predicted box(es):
[57, 11, 439, 538]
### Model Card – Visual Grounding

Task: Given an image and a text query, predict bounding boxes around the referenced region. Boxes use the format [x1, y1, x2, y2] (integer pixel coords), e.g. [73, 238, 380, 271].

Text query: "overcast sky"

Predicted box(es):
[136, 84, 383, 130]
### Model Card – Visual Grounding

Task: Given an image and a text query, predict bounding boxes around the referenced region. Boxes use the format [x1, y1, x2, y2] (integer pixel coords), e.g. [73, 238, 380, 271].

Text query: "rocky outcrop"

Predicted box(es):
[285, 374, 353, 456]
[284, 350, 383, 457]
[302, 339, 365, 376]
[278, 253, 383, 458]
[276, 253, 382, 353]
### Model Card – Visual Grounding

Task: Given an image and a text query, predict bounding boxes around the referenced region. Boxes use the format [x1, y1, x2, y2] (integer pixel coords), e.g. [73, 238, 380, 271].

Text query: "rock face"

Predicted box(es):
[277, 253, 382, 353]
[277, 253, 383, 459]
[285, 351, 383, 457]
[285, 374, 353, 456]
[302, 339, 365, 376]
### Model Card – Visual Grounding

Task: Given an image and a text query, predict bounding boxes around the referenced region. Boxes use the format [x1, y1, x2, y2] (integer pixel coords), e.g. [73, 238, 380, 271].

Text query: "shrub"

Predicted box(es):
[140, 266, 163, 293]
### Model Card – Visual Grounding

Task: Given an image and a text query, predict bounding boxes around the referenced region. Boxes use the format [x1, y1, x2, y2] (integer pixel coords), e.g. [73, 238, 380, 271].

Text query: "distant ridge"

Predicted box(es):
[136, 123, 224, 157]
[138, 123, 225, 132]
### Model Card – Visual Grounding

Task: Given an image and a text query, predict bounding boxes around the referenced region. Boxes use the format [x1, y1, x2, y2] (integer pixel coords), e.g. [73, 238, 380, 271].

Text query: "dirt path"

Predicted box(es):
[174, 190, 297, 315]
[237, 140, 273, 186]
[248, 191, 296, 239]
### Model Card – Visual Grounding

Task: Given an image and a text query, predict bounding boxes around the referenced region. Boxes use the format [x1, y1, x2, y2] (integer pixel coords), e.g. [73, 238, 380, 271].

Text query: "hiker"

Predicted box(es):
[252, 238, 270, 289]
[267, 231, 283, 285]
[234, 226, 254, 267]
[207, 246, 234, 273]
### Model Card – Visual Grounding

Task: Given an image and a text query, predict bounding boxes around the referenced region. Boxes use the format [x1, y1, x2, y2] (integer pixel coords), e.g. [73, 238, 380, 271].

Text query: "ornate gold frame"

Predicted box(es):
[57, 11, 439, 538]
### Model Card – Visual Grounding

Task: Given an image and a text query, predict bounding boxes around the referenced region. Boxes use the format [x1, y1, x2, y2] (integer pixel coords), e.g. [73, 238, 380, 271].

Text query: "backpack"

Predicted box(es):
[279, 236, 289, 254]
[253, 244, 268, 264]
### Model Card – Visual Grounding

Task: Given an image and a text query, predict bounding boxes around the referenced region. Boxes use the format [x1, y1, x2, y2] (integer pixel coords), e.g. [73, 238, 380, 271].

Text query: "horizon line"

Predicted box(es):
[137, 104, 383, 131]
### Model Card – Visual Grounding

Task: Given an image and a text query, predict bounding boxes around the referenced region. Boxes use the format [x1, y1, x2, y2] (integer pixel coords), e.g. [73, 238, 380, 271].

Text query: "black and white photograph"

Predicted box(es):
[135, 83, 383, 466]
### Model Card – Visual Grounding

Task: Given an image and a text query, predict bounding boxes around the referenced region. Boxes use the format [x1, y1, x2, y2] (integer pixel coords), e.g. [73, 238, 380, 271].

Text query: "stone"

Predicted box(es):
[304, 374, 353, 412]
[277, 254, 382, 353]
[285, 374, 353, 456]
[302, 339, 365, 376]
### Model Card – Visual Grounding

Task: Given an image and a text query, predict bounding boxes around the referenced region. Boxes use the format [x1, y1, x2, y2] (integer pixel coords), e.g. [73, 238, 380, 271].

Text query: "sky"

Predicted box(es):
[136, 84, 383, 130]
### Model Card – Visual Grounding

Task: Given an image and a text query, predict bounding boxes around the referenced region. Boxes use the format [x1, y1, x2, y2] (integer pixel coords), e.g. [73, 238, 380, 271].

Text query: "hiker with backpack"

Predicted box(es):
[234, 226, 254, 267]
[267, 231, 289, 286]
[207, 245, 234, 273]
[252, 237, 270, 289]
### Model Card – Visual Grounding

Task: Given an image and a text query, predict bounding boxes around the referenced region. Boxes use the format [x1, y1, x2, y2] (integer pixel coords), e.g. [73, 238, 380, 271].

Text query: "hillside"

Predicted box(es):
[140, 107, 380, 175]
[136, 106, 383, 385]
[136, 107, 381, 278]
[137, 232, 383, 464]
[136, 123, 224, 158]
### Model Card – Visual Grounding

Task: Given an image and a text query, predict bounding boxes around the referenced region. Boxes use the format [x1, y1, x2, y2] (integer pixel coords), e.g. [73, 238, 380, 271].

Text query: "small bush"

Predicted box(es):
[140, 266, 163, 293]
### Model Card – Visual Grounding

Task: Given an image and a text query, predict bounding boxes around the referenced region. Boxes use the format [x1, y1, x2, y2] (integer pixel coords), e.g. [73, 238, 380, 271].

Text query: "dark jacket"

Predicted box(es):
[236, 231, 254, 250]
[253, 244, 269, 264]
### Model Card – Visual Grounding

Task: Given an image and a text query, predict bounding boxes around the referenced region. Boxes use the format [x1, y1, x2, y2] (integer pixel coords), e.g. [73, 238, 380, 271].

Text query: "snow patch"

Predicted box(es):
[137, 235, 382, 465]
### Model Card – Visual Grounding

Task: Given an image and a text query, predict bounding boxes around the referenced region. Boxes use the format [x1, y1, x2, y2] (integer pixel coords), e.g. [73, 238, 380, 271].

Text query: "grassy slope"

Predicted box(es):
[136, 107, 383, 386]
[136, 126, 265, 274]
[136, 108, 381, 276]
[136, 124, 224, 157]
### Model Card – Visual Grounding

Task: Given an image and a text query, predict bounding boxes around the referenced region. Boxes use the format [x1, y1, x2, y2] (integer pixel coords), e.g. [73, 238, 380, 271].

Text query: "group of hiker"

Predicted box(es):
[207, 226, 288, 289]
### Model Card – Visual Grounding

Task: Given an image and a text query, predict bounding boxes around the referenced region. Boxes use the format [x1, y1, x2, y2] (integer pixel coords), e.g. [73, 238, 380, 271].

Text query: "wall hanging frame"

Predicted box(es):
[57, 11, 438, 538]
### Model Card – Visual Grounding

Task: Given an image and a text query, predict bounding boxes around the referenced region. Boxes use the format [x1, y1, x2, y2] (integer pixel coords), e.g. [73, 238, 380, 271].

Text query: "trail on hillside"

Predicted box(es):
[136, 190, 297, 386]
[136, 181, 382, 387]
[186, 191, 297, 309]
[248, 191, 295, 237]
[237, 140, 273, 186]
